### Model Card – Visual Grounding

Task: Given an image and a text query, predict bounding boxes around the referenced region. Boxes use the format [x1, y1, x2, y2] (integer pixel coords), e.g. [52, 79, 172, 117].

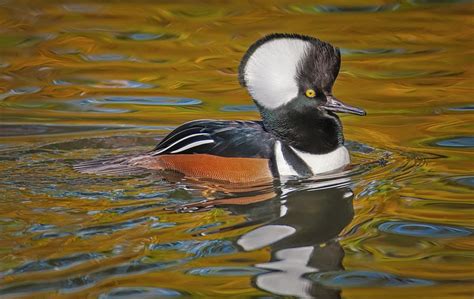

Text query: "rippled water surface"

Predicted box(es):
[0, 1, 473, 298]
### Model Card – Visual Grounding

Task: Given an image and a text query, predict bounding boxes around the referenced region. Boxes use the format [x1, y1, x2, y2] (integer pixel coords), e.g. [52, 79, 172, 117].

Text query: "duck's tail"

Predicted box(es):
[73, 154, 153, 176]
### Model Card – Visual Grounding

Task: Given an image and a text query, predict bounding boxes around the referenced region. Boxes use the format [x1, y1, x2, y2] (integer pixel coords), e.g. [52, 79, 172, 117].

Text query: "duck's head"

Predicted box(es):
[239, 33, 365, 116]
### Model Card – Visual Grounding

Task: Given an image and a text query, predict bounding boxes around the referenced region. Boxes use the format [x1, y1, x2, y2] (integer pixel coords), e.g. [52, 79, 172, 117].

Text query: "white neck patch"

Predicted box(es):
[291, 145, 350, 175]
[243, 38, 310, 109]
[274, 142, 350, 177]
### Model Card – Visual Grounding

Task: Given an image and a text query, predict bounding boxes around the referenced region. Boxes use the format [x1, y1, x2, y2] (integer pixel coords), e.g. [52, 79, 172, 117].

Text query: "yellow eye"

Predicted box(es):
[305, 89, 316, 98]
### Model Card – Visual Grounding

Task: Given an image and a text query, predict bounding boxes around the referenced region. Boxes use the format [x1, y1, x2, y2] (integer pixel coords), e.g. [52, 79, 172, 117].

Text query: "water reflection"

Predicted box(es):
[431, 136, 474, 148]
[247, 186, 352, 298]
[1, 0, 473, 296]
[99, 287, 186, 298]
[377, 220, 472, 238]
[116, 32, 179, 41]
[308, 270, 433, 288]
[184, 179, 354, 298]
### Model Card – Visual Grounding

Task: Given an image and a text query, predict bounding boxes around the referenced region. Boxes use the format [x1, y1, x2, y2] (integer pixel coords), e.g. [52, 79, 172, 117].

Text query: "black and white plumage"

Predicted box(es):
[150, 120, 275, 159]
[75, 33, 366, 182]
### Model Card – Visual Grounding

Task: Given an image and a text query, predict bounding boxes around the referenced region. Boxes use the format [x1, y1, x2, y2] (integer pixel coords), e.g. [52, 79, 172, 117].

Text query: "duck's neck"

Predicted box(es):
[258, 101, 344, 155]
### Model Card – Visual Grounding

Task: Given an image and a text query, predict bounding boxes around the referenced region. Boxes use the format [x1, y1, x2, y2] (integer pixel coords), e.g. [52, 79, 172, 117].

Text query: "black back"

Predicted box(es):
[151, 120, 276, 159]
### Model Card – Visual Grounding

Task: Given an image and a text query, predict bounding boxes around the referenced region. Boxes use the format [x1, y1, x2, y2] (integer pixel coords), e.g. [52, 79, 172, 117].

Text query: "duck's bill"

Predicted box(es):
[323, 96, 366, 116]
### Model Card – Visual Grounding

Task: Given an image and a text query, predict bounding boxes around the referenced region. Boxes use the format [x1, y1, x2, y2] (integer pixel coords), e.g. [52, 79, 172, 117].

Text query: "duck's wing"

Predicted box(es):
[150, 120, 275, 159]
[74, 120, 276, 177]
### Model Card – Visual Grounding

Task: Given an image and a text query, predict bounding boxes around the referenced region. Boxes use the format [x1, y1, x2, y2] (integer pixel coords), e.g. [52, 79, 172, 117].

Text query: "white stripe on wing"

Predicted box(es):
[170, 140, 215, 153]
[152, 133, 212, 155]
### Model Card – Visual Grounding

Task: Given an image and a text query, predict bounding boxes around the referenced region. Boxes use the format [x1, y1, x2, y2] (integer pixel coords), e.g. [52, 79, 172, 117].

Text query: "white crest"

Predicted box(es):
[242, 38, 310, 109]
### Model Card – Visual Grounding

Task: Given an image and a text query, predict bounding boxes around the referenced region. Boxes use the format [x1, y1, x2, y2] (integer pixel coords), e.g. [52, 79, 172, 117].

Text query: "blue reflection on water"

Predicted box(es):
[19, 96, 204, 114]
[99, 287, 184, 298]
[117, 32, 178, 41]
[76, 217, 157, 238]
[448, 104, 474, 111]
[340, 48, 406, 55]
[0, 86, 41, 100]
[149, 239, 237, 258]
[290, 4, 400, 13]
[308, 270, 434, 288]
[0, 258, 189, 296]
[94, 96, 202, 106]
[53, 79, 154, 89]
[220, 105, 257, 112]
[3, 253, 106, 276]
[187, 266, 268, 276]
[451, 176, 474, 188]
[432, 136, 474, 148]
[81, 54, 129, 62]
[378, 221, 472, 238]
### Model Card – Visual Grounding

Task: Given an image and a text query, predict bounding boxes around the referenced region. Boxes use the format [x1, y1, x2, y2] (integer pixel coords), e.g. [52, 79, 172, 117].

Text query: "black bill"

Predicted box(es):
[323, 96, 366, 116]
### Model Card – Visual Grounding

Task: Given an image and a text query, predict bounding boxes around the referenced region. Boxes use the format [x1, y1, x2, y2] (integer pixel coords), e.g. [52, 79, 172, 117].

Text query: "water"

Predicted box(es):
[0, 1, 473, 297]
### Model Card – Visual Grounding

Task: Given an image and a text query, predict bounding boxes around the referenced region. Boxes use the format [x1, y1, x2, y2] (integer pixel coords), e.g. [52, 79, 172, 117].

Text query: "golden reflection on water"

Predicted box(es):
[0, 0, 473, 298]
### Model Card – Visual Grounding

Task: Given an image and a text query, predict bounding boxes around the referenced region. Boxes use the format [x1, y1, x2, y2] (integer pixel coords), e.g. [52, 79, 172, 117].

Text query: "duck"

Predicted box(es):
[74, 33, 366, 183]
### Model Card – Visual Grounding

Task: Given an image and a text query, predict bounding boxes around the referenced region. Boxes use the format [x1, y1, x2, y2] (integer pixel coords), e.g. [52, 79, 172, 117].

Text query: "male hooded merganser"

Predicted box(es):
[75, 33, 366, 183]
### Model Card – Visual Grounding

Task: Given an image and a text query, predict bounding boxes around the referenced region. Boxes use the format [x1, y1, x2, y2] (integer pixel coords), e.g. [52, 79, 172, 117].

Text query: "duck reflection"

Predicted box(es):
[202, 180, 354, 298]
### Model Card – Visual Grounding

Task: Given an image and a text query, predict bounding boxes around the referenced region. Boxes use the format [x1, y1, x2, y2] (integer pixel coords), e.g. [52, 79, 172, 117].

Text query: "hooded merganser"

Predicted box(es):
[75, 33, 366, 183]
